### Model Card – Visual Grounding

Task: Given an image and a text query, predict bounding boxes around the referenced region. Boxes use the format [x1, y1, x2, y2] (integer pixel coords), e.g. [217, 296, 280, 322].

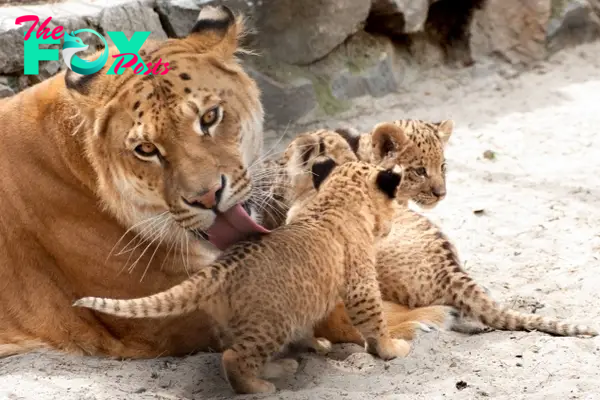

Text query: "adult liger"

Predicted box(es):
[0, 6, 269, 358]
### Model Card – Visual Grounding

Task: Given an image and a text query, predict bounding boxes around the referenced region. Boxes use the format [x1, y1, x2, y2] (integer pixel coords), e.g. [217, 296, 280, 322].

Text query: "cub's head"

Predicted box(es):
[369, 120, 453, 209]
[335, 119, 453, 209]
[309, 160, 405, 238]
[282, 132, 405, 236]
[65, 5, 266, 251]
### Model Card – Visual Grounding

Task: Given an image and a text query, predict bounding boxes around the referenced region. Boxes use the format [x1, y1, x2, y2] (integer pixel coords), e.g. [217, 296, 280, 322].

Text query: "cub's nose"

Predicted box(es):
[183, 182, 224, 209]
[432, 187, 446, 198]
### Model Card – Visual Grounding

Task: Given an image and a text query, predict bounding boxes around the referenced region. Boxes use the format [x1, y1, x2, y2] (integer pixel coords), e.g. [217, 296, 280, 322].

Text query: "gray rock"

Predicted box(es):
[244, 31, 404, 128]
[0, 2, 106, 75]
[0, 23, 30, 75]
[470, 0, 551, 65]
[313, 31, 404, 101]
[245, 63, 318, 128]
[547, 0, 600, 53]
[99, 1, 167, 48]
[254, 0, 371, 65]
[0, 76, 16, 98]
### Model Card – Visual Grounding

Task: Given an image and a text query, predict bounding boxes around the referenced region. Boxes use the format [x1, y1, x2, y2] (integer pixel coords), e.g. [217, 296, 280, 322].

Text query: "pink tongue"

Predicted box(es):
[206, 204, 270, 250]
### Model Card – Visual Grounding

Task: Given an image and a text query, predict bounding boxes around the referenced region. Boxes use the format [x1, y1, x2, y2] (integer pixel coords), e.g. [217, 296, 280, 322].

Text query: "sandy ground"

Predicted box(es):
[2, 41, 600, 399]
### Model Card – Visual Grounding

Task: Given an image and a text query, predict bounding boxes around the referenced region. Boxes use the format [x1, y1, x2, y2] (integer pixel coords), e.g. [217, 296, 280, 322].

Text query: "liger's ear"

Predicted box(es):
[311, 158, 337, 190]
[375, 167, 402, 199]
[435, 120, 454, 146]
[371, 122, 409, 163]
[185, 5, 244, 59]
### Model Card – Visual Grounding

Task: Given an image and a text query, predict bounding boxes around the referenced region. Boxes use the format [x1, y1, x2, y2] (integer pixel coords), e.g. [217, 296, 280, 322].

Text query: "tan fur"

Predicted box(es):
[255, 123, 457, 344]
[269, 121, 598, 342]
[74, 159, 411, 394]
[368, 122, 597, 337]
[0, 6, 267, 358]
[376, 207, 598, 337]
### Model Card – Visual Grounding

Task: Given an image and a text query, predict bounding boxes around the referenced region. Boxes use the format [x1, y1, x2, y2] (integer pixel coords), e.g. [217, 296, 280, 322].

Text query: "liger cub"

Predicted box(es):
[286, 122, 598, 339]
[74, 156, 411, 395]
[253, 121, 459, 345]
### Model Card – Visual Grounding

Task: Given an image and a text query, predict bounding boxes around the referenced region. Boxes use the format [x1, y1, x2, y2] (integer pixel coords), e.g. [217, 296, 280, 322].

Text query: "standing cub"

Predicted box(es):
[74, 159, 410, 394]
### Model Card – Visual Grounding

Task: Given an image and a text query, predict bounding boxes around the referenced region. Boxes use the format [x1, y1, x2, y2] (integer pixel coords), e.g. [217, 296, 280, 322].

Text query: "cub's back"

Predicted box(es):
[222, 222, 345, 319]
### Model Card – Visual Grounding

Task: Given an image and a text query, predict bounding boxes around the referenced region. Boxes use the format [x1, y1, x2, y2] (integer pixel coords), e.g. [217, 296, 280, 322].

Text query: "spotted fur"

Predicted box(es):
[336, 118, 453, 209]
[280, 122, 598, 339]
[75, 158, 411, 394]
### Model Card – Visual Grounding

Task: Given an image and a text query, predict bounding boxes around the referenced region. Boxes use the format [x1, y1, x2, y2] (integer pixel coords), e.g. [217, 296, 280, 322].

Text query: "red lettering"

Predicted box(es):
[112, 53, 139, 73]
[50, 26, 63, 40]
[36, 17, 53, 40]
[160, 62, 171, 75]
[150, 58, 164, 75]
[15, 15, 40, 41]
[17, 16, 65, 41]
[143, 62, 153, 75]
[133, 62, 145, 75]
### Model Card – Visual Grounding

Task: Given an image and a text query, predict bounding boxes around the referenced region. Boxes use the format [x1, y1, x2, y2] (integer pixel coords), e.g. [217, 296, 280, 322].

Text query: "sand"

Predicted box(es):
[2, 41, 600, 400]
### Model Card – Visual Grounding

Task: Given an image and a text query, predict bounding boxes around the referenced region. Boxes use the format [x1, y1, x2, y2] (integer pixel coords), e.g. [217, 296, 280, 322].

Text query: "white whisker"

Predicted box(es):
[140, 218, 173, 282]
[115, 213, 170, 257]
[107, 211, 169, 262]
[160, 225, 182, 272]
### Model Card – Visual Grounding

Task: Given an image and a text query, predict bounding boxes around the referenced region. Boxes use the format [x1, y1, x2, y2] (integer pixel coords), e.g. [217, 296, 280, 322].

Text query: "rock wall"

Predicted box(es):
[0, 0, 599, 128]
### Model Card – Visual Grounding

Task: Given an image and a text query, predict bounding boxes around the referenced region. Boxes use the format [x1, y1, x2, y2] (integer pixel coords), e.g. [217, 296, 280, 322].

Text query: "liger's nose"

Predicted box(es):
[183, 181, 224, 209]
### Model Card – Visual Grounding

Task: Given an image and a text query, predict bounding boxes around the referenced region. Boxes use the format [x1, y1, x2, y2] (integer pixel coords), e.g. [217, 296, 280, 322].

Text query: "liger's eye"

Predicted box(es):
[414, 167, 427, 177]
[134, 142, 159, 158]
[200, 106, 220, 133]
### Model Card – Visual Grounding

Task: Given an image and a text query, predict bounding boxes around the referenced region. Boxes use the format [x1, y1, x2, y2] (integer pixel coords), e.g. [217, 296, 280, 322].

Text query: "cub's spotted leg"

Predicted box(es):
[222, 347, 276, 394]
[344, 258, 410, 360]
[222, 317, 292, 394]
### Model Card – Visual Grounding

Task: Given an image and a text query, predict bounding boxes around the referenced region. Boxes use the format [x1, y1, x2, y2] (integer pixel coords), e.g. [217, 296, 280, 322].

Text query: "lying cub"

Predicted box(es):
[74, 151, 411, 394]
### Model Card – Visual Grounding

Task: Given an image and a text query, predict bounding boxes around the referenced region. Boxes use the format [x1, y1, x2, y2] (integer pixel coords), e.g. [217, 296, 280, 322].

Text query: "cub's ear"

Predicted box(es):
[371, 122, 409, 163]
[334, 126, 361, 154]
[435, 120, 454, 146]
[286, 133, 321, 171]
[375, 167, 402, 199]
[311, 158, 337, 190]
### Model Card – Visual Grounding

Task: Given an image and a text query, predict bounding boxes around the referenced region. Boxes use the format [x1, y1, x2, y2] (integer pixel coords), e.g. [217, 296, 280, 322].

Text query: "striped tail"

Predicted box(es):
[446, 273, 598, 337]
[73, 265, 225, 319]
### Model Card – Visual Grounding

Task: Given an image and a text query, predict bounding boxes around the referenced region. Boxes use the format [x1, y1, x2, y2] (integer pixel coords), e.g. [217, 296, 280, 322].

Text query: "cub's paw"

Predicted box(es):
[261, 358, 299, 379]
[367, 337, 411, 360]
[309, 337, 333, 355]
[292, 336, 334, 355]
[241, 379, 276, 395]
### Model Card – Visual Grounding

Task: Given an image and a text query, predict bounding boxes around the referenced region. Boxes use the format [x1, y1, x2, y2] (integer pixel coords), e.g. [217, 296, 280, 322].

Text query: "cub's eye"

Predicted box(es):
[414, 167, 427, 177]
[441, 162, 447, 173]
[200, 106, 220, 134]
[134, 142, 159, 158]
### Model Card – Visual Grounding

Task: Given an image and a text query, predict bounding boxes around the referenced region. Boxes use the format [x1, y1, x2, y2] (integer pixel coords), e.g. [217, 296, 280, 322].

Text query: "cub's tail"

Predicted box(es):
[445, 273, 598, 337]
[73, 264, 227, 319]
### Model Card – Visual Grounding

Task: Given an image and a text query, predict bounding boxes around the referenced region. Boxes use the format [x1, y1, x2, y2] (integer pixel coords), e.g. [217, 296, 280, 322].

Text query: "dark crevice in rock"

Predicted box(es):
[365, 0, 487, 67]
[153, 5, 178, 38]
[425, 0, 487, 66]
